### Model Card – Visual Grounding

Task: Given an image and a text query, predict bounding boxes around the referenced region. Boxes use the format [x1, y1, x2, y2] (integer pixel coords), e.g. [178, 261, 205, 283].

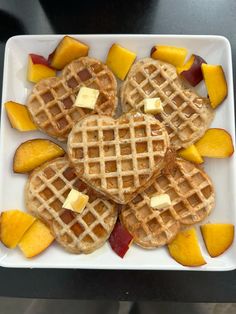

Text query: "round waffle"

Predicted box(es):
[25, 156, 118, 254]
[121, 158, 215, 248]
[27, 57, 118, 141]
[120, 58, 214, 150]
[67, 111, 170, 204]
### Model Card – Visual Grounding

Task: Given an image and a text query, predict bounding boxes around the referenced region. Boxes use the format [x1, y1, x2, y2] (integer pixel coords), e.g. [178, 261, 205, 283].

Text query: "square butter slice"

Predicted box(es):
[63, 189, 89, 214]
[74, 86, 99, 109]
[150, 194, 171, 210]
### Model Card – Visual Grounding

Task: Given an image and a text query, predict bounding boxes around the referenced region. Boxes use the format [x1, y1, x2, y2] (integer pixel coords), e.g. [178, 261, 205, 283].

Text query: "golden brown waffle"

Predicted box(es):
[27, 57, 118, 141]
[67, 111, 170, 204]
[121, 158, 215, 248]
[120, 58, 214, 150]
[25, 156, 118, 254]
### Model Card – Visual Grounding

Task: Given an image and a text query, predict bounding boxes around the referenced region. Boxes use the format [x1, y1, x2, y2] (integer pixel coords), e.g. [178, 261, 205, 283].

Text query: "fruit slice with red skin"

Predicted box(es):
[177, 54, 206, 86]
[28, 54, 56, 83]
[195, 128, 234, 158]
[109, 220, 133, 258]
[13, 139, 65, 173]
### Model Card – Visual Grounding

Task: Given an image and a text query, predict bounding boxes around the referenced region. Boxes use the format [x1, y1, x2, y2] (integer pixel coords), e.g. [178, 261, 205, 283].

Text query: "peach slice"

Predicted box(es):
[168, 228, 206, 267]
[18, 220, 54, 258]
[48, 36, 89, 70]
[195, 128, 234, 158]
[201, 224, 234, 257]
[150, 45, 188, 67]
[0, 210, 36, 248]
[27, 54, 56, 83]
[177, 54, 206, 86]
[5, 101, 37, 131]
[201, 63, 227, 108]
[13, 139, 65, 173]
[109, 220, 133, 258]
[178, 144, 204, 164]
[106, 43, 136, 80]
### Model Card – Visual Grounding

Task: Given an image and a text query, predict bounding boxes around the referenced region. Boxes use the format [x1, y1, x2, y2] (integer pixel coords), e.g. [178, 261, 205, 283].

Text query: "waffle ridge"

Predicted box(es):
[27, 57, 118, 141]
[67, 112, 170, 204]
[25, 156, 118, 254]
[121, 158, 215, 248]
[120, 58, 214, 149]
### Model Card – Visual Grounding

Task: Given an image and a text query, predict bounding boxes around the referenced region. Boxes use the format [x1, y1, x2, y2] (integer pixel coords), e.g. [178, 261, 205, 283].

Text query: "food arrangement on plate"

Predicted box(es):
[0, 35, 235, 267]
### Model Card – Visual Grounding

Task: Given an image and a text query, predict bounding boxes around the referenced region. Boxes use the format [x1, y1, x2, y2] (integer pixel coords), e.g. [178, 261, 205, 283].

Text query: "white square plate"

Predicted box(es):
[0, 35, 235, 270]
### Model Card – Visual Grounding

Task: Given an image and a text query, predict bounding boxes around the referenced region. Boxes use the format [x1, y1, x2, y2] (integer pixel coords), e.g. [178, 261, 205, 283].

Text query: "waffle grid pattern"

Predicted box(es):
[121, 58, 214, 149]
[25, 157, 117, 254]
[121, 159, 215, 248]
[68, 112, 169, 204]
[27, 57, 117, 141]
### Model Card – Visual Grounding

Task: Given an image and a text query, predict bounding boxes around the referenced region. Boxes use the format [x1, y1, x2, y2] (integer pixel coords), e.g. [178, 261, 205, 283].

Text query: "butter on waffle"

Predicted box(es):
[27, 57, 118, 141]
[120, 58, 214, 150]
[25, 156, 118, 254]
[67, 111, 170, 204]
[121, 158, 215, 248]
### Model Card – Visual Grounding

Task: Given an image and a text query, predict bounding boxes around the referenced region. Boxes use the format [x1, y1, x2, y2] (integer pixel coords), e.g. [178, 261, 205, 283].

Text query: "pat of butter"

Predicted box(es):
[74, 86, 99, 109]
[143, 98, 163, 114]
[150, 194, 171, 210]
[63, 189, 89, 214]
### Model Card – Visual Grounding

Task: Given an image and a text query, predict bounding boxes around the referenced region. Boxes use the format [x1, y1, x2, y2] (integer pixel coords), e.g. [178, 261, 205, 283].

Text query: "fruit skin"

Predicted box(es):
[150, 45, 188, 67]
[201, 224, 234, 257]
[178, 144, 204, 164]
[106, 43, 136, 80]
[177, 54, 206, 86]
[109, 220, 133, 258]
[18, 220, 54, 258]
[195, 128, 234, 158]
[27, 54, 56, 83]
[168, 228, 206, 267]
[0, 210, 36, 248]
[201, 63, 227, 108]
[5, 101, 37, 131]
[13, 139, 65, 173]
[48, 36, 89, 70]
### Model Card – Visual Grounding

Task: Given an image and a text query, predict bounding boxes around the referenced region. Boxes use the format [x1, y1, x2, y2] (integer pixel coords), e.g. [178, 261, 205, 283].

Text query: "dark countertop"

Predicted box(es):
[0, 0, 236, 301]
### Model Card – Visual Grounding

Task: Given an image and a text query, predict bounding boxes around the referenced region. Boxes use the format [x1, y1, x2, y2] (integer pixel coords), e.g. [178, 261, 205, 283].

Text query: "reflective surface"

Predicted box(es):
[0, 0, 236, 301]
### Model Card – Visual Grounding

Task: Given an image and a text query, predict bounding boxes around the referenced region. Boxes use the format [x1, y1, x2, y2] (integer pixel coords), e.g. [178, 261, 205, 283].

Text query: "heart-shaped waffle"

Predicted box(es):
[67, 111, 170, 204]
[121, 158, 215, 248]
[120, 58, 214, 150]
[27, 57, 118, 141]
[25, 156, 118, 254]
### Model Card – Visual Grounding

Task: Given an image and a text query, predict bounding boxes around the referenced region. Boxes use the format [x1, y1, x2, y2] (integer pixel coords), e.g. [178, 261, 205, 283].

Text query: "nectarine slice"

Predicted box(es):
[48, 36, 89, 70]
[0, 210, 36, 248]
[168, 228, 206, 267]
[106, 43, 136, 80]
[195, 128, 234, 158]
[201, 224, 234, 257]
[28, 54, 56, 83]
[13, 139, 65, 173]
[18, 220, 54, 258]
[178, 144, 204, 164]
[150, 45, 188, 67]
[177, 54, 206, 86]
[109, 220, 133, 258]
[201, 63, 227, 108]
[5, 101, 37, 131]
